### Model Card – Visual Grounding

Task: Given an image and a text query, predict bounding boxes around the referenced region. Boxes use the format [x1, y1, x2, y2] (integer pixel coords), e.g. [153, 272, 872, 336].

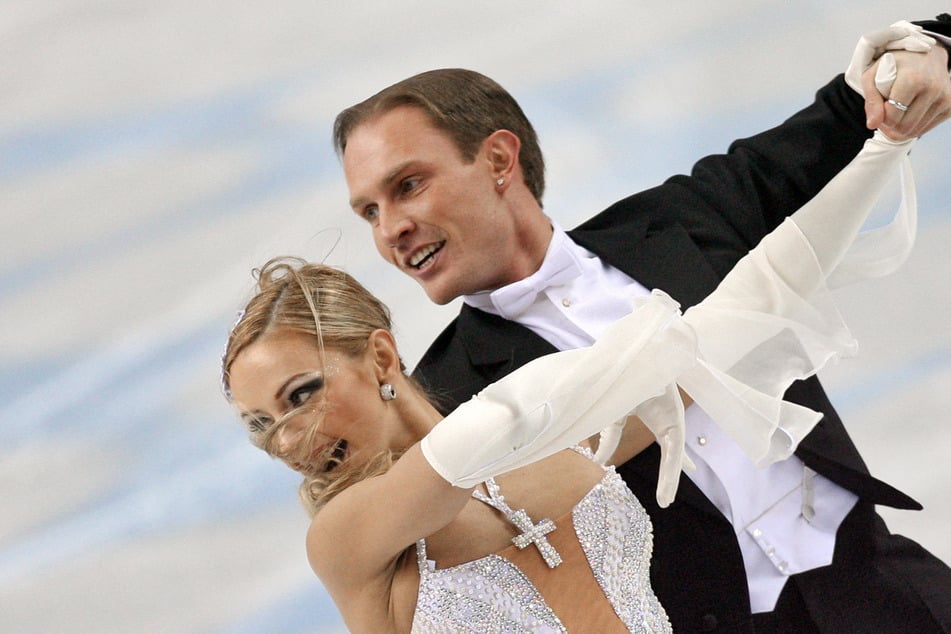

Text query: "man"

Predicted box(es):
[335, 17, 951, 633]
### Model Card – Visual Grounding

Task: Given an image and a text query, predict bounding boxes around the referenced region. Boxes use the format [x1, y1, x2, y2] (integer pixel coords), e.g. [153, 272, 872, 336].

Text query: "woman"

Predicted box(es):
[224, 259, 668, 632]
[222, 130, 918, 632]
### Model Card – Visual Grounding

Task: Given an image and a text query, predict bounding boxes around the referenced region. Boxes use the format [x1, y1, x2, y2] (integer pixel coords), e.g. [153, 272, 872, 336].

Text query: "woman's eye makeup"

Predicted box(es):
[245, 415, 270, 434]
[287, 377, 324, 407]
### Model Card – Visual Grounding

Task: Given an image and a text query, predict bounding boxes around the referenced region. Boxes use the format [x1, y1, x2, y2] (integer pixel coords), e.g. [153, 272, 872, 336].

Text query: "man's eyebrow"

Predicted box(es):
[349, 160, 416, 209]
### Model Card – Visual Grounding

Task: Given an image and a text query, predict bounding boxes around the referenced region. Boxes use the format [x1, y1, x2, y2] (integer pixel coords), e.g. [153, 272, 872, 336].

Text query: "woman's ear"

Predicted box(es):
[367, 329, 401, 381]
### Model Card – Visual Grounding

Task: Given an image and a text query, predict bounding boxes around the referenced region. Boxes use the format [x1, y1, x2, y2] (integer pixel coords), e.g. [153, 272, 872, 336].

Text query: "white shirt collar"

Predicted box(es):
[464, 222, 583, 320]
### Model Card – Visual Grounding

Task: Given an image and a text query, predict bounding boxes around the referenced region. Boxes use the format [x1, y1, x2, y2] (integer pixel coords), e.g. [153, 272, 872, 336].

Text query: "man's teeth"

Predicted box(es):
[409, 243, 442, 268]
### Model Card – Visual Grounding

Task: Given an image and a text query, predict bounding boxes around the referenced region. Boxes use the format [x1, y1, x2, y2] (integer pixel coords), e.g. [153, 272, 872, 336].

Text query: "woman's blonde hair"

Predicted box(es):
[222, 257, 408, 515]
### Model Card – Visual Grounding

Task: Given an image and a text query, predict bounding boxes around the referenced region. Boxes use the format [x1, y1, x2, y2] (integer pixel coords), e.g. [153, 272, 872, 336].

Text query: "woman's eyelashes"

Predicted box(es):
[287, 377, 324, 407]
[245, 414, 270, 434]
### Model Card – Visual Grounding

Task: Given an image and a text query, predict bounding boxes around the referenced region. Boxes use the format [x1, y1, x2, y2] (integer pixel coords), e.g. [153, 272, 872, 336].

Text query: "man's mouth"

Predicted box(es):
[408, 242, 445, 269]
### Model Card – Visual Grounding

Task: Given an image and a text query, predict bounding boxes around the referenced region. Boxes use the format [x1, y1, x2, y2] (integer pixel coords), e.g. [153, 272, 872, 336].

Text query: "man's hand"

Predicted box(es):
[865, 44, 951, 140]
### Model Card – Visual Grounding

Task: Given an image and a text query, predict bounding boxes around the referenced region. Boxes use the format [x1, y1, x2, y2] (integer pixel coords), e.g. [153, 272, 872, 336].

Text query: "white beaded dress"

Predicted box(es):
[411, 447, 672, 633]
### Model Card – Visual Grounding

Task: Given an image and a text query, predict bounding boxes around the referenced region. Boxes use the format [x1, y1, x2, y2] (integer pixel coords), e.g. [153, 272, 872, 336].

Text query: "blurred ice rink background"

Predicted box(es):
[2, 2, 949, 632]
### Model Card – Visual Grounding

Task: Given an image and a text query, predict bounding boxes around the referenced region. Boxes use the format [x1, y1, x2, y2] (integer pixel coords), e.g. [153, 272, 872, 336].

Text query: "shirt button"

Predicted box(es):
[700, 613, 718, 631]
[697, 435, 707, 446]
[752, 528, 763, 538]
[561, 297, 571, 307]
[778, 560, 789, 573]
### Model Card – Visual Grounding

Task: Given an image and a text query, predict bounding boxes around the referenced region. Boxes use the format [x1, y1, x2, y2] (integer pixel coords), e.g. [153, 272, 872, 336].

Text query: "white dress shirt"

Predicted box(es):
[464, 222, 858, 613]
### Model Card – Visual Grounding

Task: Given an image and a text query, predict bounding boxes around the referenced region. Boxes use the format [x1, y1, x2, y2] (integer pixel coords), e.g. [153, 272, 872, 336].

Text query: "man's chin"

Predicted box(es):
[421, 281, 460, 306]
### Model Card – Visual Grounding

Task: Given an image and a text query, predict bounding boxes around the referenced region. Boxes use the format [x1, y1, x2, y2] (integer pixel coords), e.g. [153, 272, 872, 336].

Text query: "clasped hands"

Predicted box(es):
[846, 20, 951, 140]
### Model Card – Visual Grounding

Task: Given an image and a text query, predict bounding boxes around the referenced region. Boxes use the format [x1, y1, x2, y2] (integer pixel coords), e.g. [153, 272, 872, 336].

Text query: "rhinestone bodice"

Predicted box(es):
[411, 451, 671, 633]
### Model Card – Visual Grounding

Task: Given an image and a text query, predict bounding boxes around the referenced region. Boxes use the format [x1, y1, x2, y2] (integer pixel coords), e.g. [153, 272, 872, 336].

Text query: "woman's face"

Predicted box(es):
[227, 329, 393, 476]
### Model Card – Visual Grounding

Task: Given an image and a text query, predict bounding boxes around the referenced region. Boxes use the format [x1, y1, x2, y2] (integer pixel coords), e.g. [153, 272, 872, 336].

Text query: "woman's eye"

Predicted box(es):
[288, 390, 311, 407]
[289, 378, 323, 407]
[246, 417, 269, 434]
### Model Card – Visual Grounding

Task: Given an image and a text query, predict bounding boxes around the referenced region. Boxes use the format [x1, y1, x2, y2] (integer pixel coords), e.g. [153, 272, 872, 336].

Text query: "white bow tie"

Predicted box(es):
[490, 242, 583, 320]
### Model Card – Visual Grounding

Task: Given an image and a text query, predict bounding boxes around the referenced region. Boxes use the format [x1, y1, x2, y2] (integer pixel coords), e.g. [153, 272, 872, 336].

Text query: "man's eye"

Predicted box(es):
[289, 378, 323, 407]
[400, 178, 420, 195]
[363, 206, 379, 222]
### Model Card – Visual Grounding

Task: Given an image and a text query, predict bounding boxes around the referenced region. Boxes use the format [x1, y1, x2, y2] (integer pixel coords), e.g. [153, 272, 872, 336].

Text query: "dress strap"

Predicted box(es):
[472, 478, 563, 568]
[569, 444, 600, 463]
[414, 539, 429, 575]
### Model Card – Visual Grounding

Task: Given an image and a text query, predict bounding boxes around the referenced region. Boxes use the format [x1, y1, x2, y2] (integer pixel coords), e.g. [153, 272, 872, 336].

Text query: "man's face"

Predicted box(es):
[343, 106, 524, 305]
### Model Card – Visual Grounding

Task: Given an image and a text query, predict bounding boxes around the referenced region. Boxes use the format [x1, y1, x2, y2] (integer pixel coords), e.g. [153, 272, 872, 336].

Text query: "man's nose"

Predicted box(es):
[378, 205, 414, 247]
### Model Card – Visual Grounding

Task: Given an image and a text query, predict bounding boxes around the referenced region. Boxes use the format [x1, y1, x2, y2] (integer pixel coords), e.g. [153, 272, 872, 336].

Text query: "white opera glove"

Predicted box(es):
[872, 53, 898, 97]
[593, 387, 701, 496]
[630, 382, 697, 506]
[421, 292, 698, 507]
[845, 20, 935, 97]
[791, 130, 915, 284]
[679, 130, 917, 467]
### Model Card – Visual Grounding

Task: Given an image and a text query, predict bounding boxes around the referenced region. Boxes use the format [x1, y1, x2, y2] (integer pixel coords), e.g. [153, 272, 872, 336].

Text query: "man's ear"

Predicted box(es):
[367, 329, 401, 380]
[484, 129, 521, 185]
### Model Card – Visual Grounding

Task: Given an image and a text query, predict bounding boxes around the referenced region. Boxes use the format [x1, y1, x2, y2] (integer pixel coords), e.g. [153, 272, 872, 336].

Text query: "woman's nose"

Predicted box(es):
[276, 422, 304, 456]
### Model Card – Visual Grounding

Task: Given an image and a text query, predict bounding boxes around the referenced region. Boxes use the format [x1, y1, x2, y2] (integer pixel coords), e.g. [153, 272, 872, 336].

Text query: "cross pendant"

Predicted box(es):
[509, 509, 562, 568]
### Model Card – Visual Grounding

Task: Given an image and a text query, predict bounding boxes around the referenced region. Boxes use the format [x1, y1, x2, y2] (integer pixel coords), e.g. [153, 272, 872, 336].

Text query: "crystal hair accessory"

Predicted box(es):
[221, 308, 247, 400]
